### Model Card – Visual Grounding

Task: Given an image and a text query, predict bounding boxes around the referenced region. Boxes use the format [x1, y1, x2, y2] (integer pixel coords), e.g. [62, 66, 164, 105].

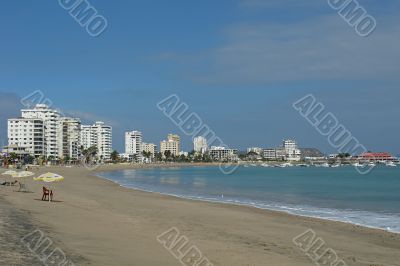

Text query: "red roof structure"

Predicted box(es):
[360, 152, 393, 161]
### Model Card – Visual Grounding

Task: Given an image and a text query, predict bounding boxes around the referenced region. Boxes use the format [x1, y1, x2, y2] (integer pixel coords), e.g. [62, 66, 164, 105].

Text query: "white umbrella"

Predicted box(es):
[2, 170, 17, 176]
[12, 171, 34, 192]
[2, 170, 18, 186]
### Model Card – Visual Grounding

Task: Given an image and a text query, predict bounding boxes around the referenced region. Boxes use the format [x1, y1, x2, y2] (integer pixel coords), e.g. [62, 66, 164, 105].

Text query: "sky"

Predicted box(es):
[0, 0, 399, 154]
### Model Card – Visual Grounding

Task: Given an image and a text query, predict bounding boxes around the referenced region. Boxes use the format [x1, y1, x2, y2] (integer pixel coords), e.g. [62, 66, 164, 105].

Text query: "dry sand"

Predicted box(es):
[1, 164, 399, 266]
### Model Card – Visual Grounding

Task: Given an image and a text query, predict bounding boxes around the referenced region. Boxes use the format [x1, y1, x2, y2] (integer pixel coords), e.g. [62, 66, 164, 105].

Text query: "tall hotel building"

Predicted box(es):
[81, 122, 112, 160]
[160, 134, 180, 157]
[125, 131, 143, 159]
[283, 139, 301, 161]
[193, 136, 208, 154]
[20, 104, 61, 158]
[7, 118, 45, 157]
[58, 117, 81, 160]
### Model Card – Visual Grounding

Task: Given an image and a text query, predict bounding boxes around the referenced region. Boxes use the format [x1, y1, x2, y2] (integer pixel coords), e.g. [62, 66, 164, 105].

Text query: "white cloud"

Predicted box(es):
[166, 14, 400, 85]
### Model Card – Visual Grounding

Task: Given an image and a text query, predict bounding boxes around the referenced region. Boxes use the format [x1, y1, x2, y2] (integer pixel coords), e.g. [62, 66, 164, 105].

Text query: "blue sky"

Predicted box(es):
[0, 0, 399, 154]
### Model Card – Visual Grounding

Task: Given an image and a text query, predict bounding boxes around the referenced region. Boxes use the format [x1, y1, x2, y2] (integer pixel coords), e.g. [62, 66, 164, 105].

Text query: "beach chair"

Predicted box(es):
[42, 187, 53, 201]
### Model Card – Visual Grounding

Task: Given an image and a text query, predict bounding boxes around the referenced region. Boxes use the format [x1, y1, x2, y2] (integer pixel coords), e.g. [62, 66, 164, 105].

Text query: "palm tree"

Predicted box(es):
[179, 154, 187, 162]
[155, 152, 162, 162]
[81, 146, 98, 164]
[142, 151, 152, 163]
[111, 150, 119, 163]
[164, 150, 172, 161]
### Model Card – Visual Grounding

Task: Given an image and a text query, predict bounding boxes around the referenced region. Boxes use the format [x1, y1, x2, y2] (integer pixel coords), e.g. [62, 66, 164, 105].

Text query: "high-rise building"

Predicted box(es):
[81, 121, 112, 160]
[58, 117, 81, 160]
[193, 136, 208, 154]
[168, 134, 180, 143]
[283, 139, 301, 161]
[80, 126, 92, 149]
[160, 134, 180, 157]
[21, 104, 61, 158]
[7, 118, 45, 157]
[125, 131, 142, 160]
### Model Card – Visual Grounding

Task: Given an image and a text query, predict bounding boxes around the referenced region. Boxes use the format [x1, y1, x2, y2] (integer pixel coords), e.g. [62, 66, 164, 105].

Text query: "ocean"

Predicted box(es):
[98, 165, 400, 233]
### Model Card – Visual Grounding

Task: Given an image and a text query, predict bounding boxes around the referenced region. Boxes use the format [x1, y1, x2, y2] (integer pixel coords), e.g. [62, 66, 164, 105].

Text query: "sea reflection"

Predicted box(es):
[123, 170, 154, 180]
[160, 176, 180, 185]
[192, 177, 207, 188]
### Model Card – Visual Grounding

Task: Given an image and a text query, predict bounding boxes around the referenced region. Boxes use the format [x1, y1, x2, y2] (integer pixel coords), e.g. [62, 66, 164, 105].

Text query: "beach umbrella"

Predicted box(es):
[13, 171, 35, 178]
[2, 170, 17, 176]
[2, 170, 17, 185]
[34, 173, 64, 202]
[12, 171, 34, 192]
[34, 172, 64, 182]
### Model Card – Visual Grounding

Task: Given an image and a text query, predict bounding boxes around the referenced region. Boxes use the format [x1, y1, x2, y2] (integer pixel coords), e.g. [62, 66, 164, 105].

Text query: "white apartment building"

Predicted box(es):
[81, 122, 112, 160]
[193, 136, 208, 154]
[142, 143, 157, 157]
[262, 148, 276, 160]
[80, 126, 91, 149]
[276, 148, 287, 160]
[160, 134, 180, 157]
[21, 104, 61, 158]
[7, 118, 45, 157]
[283, 139, 301, 161]
[262, 148, 288, 161]
[125, 131, 142, 161]
[58, 117, 81, 160]
[209, 146, 238, 161]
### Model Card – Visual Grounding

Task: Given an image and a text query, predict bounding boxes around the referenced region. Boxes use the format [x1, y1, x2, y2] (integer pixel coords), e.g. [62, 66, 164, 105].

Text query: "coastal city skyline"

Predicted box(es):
[0, 97, 399, 157]
[4, 103, 303, 158]
[3, 103, 398, 165]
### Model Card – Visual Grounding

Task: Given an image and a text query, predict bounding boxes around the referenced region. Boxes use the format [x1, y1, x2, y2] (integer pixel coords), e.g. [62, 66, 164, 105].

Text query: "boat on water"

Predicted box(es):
[276, 163, 292, 168]
[386, 162, 396, 167]
[352, 162, 364, 167]
[318, 162, 330, 167]
[330, 164, 341, 168]
[298, 164, 309, 167]
[261, 163, 270, 168]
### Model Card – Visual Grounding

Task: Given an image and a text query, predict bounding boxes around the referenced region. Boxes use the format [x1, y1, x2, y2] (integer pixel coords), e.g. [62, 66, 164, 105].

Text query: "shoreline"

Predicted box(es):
[1, 164, 400, 265]
[95, 166, 400, 235]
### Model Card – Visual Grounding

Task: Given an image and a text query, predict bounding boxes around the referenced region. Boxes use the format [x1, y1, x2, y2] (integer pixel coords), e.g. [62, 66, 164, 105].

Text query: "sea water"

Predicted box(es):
[98, 166, 400, 233]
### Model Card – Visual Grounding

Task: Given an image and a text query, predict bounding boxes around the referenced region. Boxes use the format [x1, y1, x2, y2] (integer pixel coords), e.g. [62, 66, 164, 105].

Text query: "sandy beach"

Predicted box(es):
[1, 164, 399, 266]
